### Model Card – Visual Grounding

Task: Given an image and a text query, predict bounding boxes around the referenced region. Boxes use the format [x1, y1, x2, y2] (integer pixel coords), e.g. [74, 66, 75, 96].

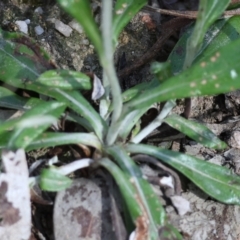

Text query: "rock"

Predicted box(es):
[55, 20, 72, 37]
[68, 19, 83, 34]
[15, 20, 29, 34]
[34, 7, 43, 14]
[34, 25, 44, 35]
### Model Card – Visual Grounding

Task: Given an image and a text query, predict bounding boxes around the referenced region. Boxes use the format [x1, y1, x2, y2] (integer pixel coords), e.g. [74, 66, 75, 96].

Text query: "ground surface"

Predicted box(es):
[1, 0, 240, 239]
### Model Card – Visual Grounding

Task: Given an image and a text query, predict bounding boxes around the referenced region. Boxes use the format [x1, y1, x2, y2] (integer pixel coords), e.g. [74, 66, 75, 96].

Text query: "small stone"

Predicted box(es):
[34, 7, 43, 14]
[68, 20, 83, 34]
[47, 18, 56, 24]
[81, 39, 89, 45]
[227, 131, 240, 148]
[15, 20, 28, 34]
[55, 20, 72, 37]
[25, 19, 30, 24]
[34, 25, 44, 35]
[170, 195, 191, 216]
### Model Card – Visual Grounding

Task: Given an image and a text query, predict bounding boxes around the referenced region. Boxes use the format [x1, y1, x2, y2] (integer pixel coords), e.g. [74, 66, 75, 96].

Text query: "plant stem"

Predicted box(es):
[57, 159, 93, 175]
[101, 0, 123, 126]
[131, 100, 176, 143]
[100, 70, 111, 120]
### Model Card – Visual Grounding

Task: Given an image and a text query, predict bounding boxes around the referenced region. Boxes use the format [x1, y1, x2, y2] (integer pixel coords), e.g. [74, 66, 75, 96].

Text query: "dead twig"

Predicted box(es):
[143, 5, 240, 19]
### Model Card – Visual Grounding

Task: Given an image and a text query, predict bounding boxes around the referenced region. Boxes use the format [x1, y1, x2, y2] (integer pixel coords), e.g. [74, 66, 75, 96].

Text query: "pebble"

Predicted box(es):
[68, 20, 83, 34]
[34, 25, 44, 35]
[15, 19, 30, 34]
[55, 20, 72, 37]
[34, 7, 43, 14]
[81, 39, 89, 45]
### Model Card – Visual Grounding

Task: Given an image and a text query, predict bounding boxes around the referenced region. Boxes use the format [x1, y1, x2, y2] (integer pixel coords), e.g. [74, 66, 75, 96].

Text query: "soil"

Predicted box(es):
[1, 0, 240, 240]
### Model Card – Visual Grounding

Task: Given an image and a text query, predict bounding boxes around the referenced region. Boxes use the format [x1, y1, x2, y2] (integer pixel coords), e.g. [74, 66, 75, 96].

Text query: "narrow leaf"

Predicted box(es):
[127, 144, 240, 205]
[107, 145, 166, 239]
[52, 89, 107, 141]
[150, 61, 172, 82]
[26, 132, 101, 151]
[113, 0, 148, 45]
[0, 81, 106, 142]
[0, 30, 107, 140]
[123, 38, 240, 114]
[40, 167, 72, 191]
[170, 16, 240, 74]
[8, 101, 66, 149]
[0, 86, 42, 110]
[36, 70, 92, 90]
[99, 158, 143, 222]
[121, 78, 159, 104]
[184, 0, 230, 68]
[118, 108, 148, 141]
[0, 29, 54, 87]
[164, 114, 227, 149]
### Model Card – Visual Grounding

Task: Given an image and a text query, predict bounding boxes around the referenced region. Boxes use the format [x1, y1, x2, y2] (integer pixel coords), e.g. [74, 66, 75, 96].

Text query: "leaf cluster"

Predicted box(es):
[0, 0, 240, 238]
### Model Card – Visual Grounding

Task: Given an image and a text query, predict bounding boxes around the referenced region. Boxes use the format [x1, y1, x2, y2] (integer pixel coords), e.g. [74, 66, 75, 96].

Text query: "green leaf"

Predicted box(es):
[66, 113, 94, 132]
[51, 89, 107, 141]
[0, 29, 54, 87]
[113, 0, 148, 45]
[57, 0, 103, 59]
[131, 100, 176, 144]
[36, 70, 92, 90]
[99, 158, 143, 223]
[0, 132, 11, 150]
[0, 89, 24, 110]
[0, 30, 106, 141]
[40, 167, 72, 191]
[118, 107, 148, 141]
[26, 132, 101, 151]
[150, 61, 172, 83]
[0, 77, 106, 142]
[164, 114, 227, 149]
[127, 144, 240, 205]
[121, 78, 159, 104]
[0, 86, 42, 110]
[123, 37, 240, 114]
[107, 145, 167, 239]
[170, 16, 240, 74]
[184, 0, 230, 68]
[0, 82, 106, 143]
[8, 101, 66, 149]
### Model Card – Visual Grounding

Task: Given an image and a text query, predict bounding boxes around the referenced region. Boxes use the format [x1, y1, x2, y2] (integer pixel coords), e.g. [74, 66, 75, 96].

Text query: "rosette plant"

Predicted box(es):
[1, 0, 240, 239]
